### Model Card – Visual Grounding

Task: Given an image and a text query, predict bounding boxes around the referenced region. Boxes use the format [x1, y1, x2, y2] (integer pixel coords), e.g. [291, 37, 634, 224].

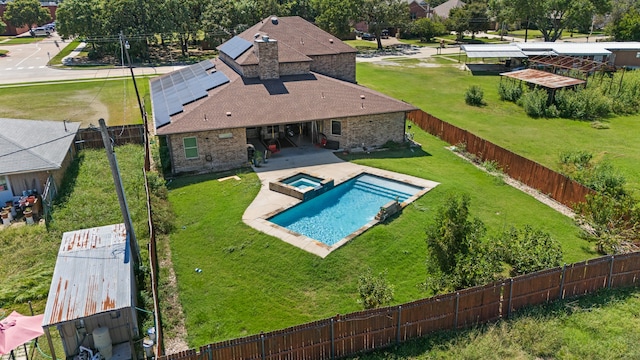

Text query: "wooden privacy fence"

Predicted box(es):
[407, 109, 595, 207]
[158, 252, 640, 360]
[75, 124, 145, 149]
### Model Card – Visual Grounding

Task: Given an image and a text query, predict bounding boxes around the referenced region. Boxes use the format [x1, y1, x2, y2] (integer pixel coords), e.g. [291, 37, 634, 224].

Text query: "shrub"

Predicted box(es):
[555, 87, 611, 120]
[425, 193, 501, 292]
[497, 81, 523, 102]
[497, 226, 563, 276]
[519, 88, 548, 118]
[357, 267, 394, 309]
[465, 85, 485, 106]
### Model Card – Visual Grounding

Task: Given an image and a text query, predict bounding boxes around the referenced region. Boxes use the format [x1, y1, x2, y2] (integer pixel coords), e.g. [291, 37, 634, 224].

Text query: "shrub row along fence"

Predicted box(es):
[75, 124, 145, 150]
[158, 252, 640, 360]
[406, 109, 595, 207]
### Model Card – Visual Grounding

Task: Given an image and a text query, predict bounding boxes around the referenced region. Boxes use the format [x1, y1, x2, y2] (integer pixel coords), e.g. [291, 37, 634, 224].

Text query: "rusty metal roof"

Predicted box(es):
[43, 224, 132, 326]
[528, 54, 615, 73]
[500, 69, 586, 89]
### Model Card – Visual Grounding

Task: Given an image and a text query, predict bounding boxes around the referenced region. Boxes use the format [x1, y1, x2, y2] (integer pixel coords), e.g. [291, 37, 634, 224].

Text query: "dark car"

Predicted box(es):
[361, 33, 375, 41]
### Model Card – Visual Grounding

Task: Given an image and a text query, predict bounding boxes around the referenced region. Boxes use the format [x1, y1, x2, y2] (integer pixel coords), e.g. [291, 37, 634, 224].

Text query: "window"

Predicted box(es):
[183, 137, 198, 159]
[331, 120, 341, 136]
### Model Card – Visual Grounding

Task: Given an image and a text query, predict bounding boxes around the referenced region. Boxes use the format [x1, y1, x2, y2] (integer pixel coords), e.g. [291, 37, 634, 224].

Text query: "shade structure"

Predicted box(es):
[0, 311, 44, 355]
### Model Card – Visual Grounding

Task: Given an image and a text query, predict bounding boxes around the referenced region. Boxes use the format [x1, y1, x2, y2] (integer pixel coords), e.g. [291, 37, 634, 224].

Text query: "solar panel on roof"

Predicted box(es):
[219, 36, 252, 60]
[201, 71, 230, 91]
[198, 59, 215, 71]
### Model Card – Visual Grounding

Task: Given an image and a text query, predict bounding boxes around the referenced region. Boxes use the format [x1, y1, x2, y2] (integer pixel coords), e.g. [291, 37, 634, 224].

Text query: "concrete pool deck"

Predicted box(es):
[242, 144, 439, 257]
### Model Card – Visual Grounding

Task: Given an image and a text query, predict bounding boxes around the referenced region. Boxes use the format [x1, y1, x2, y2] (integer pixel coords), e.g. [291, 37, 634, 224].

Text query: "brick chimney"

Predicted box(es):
[254, 35, 279, 80]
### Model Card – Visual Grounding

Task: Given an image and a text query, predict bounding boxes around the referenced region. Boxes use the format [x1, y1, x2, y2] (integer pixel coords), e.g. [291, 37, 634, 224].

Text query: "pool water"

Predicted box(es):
[283, 174, 323, 190]
[269, 174, 423, 246]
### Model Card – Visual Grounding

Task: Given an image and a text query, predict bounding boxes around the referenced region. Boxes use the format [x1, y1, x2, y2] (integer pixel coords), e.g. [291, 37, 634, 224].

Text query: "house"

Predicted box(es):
[0, 118, 80, 206]
[407, 0, 430, 20]
[432, 0, 466, 19]
[151, 16, 417, 175]
[42, 223, 139, 360]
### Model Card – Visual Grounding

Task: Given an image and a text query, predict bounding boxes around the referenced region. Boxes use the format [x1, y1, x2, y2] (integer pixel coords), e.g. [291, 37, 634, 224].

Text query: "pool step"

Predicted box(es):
[353, 181, 413, 201]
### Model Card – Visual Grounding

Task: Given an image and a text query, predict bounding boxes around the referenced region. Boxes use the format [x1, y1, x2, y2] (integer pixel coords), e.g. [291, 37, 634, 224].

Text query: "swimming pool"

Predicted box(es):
[269, 173, 424, 246]
[283, 174, 323, 190]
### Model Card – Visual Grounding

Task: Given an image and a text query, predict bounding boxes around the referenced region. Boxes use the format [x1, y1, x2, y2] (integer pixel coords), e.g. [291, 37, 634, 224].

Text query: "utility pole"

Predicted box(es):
[99, 118, 140, 264]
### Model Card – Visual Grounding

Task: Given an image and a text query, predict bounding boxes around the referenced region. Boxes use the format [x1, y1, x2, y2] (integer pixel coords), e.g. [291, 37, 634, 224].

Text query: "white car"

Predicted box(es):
[30, 27, 51, 37]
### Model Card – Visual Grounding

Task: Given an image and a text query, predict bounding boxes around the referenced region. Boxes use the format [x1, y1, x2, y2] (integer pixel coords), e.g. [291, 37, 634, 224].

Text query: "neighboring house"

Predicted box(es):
[151, 16, 417, 175]
[0, 3, 57, 36]
[408, 0, 430, 20]
[0, 118, 80, 205]
[432, 0, 465, 19]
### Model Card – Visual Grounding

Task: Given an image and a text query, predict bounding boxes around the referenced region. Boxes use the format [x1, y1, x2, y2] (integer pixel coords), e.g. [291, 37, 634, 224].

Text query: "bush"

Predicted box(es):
[425, 194, 501, 292]
[465, 85, 485, 106]
[497, 226, 563, 276]
[497, 81, 523, 102]
[357, 267, 394, 309]
[555, 87, 611, 120]
[519, 88, 548, 118]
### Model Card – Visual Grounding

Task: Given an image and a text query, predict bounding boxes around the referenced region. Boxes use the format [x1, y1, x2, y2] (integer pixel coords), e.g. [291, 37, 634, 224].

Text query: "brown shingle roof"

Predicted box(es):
[155, 58, 416, 135]
[228, 16, 356, 66]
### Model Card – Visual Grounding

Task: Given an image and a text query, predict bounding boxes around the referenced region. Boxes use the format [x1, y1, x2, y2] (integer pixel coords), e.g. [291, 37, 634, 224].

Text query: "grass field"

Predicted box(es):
[355, 62, 640, 193]
[0, 36, 44, 45]
[0, 77, 151, 127]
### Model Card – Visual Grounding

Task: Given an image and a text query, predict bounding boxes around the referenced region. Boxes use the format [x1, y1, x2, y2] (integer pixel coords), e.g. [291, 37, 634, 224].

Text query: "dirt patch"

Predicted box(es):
[158, 239, 189, 354]
[68, 92, 109, 127]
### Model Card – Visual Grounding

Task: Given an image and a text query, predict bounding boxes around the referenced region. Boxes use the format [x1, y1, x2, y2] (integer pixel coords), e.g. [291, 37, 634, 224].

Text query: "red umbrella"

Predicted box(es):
[0, 311, 44, 355]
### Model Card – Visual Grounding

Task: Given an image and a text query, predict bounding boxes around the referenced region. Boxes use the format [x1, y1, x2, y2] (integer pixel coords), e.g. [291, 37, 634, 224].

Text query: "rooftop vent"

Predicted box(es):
[329, 39, 334, 43]
[254, 33, 261, 39]
[262, 35, 270, 42]
[271, 16, 278, 25]
[360, 95, 366, 99]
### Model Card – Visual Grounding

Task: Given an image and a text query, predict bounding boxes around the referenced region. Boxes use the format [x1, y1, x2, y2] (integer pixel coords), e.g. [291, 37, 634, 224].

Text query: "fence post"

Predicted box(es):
[507, 279, 513, 319]
[559, 264, 567, 300]
[260, 332, 265, 360]
[607, 255, 615, 289]
[330, 317, 335, 360]
[396, 305, 402, 345]
[454, 292, 460, 329]
[205, 345, 212, 360]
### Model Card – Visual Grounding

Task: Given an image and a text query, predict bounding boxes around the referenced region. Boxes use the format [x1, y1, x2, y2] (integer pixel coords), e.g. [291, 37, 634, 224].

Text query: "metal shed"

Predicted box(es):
[42, 223, 138, 360]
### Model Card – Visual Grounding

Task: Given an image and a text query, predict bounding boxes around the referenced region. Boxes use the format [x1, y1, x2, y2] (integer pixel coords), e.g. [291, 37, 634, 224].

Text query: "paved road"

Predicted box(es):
[0, 32, 181, 85]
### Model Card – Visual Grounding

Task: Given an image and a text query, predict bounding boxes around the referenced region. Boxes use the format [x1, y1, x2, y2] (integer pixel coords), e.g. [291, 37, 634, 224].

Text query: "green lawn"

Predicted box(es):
[167, 119, 591, 346]
[0, 36, 44, 45]
[355, 62, 640, 193]
[0, 78, 151, 127]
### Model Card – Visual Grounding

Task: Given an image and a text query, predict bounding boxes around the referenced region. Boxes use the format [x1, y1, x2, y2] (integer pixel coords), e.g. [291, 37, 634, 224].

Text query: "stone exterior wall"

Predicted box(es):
[241, 65, 259, 78]
[280, 62, 311, 76]
[168, 128, 248, 174]
[322, 112, 405, 149]
[309, 53, 356, 83]
[255, 38, 280, 80]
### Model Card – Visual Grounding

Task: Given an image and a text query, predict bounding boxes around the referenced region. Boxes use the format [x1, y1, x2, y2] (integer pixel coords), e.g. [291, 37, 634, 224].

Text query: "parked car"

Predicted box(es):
[381, 29, 390, 39]
[30, 27, 51, 37]
[44, 22, 55, 31]
[361, 33, 375, 41]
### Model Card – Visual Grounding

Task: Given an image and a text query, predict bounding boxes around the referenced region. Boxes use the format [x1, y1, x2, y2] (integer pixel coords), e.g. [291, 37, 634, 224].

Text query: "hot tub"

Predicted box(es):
[269, 172, 334, 201]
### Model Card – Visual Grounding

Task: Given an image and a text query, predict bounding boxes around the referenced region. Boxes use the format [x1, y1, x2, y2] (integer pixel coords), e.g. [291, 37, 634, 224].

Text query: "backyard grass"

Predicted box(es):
[0, 77, 151, 127]
[166, 120, 592, 346]
[346, 286, 640, 359]
[355, 62, 640, 193]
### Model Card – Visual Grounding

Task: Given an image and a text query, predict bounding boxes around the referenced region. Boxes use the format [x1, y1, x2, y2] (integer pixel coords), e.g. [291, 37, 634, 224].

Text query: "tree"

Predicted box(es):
[360, 0, 408, 49]
[406, 17, 446, 42]
[0, 21, 6, 36]
[608, 7, 640, 41]
[3, 0, 51, 30]
[425, 193, 500, 292]
[56, 0, 103, 42]
[312, 0, 362, 39]
[357, 267, 394, 309]
[446, 2, 490, 40]
[505, 0, 610, 42]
